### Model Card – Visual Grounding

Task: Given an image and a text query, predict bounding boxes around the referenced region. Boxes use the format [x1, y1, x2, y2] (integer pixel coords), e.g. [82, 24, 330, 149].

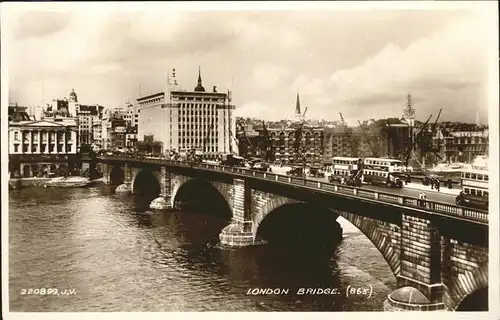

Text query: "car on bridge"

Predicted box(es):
[221, 154, 245, 167]
[308, 166, 325, 178]
[251, 161, 270, 172]
[286, 166, 305, 177]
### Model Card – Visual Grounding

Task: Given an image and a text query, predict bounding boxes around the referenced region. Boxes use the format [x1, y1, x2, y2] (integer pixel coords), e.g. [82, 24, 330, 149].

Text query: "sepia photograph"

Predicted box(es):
[1, 1, 499, 318]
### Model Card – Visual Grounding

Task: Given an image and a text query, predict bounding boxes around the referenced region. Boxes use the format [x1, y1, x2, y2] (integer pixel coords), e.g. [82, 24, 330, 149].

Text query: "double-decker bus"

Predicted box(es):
[328, 157, 363, 185]
[362, 157, 404, 188]
[455, 169, 489, 210]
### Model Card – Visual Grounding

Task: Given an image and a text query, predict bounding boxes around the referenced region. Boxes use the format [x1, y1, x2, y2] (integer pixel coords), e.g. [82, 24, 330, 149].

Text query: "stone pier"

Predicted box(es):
[150, 167, 173, 210]
[115, 164, 132, 195]
[219, 178, 258, 247]
[384, 214, 446, 311]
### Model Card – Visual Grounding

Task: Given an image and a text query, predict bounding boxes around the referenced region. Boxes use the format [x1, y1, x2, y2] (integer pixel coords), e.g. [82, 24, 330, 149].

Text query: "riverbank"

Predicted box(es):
[9, 177, 106, 189]
[9, 177, 51, 189]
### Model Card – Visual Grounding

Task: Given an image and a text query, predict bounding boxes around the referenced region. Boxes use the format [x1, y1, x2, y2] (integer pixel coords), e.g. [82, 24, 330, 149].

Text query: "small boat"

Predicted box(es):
[44, 176, 91, 188]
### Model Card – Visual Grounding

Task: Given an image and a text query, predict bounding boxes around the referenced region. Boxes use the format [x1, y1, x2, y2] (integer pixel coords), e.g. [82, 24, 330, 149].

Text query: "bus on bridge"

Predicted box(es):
[362, 157, 404, 188]
[455, 168, 489, 210]
[328, 156, 362, 185]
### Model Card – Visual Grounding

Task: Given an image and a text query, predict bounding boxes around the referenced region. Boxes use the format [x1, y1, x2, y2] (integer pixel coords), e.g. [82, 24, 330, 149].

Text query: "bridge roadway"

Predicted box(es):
[98, 155, 488, 226]
[306, 176, 457, 205]
[269, 166, 459, 204]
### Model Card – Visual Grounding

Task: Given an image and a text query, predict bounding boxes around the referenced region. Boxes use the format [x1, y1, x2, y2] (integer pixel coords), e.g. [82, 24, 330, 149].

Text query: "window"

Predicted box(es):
[14, 145, 19, 152]
[471, 189, 477, 196]
[14, 132, 19, 140]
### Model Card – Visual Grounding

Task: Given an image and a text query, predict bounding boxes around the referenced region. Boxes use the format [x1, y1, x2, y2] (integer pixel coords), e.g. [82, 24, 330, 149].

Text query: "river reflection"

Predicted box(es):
[9, 185, 396, 311]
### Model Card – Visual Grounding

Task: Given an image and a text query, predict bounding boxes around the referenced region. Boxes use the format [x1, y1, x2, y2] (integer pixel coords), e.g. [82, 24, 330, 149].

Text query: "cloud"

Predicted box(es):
[10, 11, 72, 40]
[3, 7, 495, 125]
[252, 65, 291, 90]
[293, 75, 328, 96]
[307, 14, 491, 122]
[236, 102, 278, 119]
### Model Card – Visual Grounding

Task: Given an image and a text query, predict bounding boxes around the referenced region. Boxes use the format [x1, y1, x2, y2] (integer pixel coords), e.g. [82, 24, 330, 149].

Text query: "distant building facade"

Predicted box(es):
[322, 127, 354, 163]
[441, 130, 489, 163]
[268, 123, 324, 165]
[101, 108, 127, 150]
[125, 126, 138, 149]
[137, 67, 237, 158]
[49, 89, 104, 148]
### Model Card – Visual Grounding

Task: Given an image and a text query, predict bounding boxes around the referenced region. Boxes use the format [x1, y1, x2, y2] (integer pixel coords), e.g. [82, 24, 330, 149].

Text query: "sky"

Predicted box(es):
[2, 2, 497, 125]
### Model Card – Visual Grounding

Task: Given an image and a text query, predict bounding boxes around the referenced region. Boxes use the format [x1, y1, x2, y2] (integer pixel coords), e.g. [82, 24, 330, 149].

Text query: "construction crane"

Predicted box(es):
[228, 127, 240, 155]
[431, 109, 442, 134]
[428, 109, 444, 162]
[339, 112, 358, 157]
[357, 120, 378, 157]
[404, 114, 433, 169]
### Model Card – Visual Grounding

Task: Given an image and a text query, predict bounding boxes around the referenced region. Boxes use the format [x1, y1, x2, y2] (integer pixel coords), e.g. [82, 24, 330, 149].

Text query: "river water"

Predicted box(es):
[8, 184, 396, 312]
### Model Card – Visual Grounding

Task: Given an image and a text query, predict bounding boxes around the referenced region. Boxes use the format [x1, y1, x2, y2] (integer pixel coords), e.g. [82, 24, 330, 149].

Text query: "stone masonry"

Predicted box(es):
[150, 167, 173, 210]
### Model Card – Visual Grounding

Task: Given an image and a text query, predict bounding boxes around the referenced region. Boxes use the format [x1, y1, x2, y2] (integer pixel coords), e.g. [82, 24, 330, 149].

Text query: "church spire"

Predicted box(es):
[295, 92, 301, 115]
[194, 66, 205, 92]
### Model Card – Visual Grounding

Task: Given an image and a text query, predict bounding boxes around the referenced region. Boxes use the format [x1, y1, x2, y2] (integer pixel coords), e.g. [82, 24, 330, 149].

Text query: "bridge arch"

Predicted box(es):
[252, 196, 302, 236]
[253, 195, 400, 276]
[172, 178, 232, 220]
[109, 166, 125, 185]
[253, 197, 342, 248]
[132, 169, 161, 196]
[455, 287, 488, 311]
[450, 263, 488, 311]
[338, 211, 401, 276]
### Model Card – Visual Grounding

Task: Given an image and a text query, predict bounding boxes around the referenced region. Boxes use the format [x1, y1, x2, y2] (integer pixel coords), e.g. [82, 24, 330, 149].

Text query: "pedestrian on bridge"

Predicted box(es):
[418, 192, 427, 207]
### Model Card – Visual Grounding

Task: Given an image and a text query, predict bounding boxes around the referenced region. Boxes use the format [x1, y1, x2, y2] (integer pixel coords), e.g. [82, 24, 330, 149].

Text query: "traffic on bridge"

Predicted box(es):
[96, 154, 489, 226]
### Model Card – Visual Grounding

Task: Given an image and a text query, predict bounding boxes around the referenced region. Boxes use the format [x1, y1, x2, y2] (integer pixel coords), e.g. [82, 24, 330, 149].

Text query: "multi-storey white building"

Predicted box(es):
[8, 112, 79, 177]
[124, 102, 139, 129]
[9, 117, 78, 155]
[137, 68, 237, 158]
[92, 118, 102, 150]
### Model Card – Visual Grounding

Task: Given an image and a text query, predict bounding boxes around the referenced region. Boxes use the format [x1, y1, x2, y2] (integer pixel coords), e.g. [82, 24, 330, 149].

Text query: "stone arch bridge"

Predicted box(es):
[96, 156, 489, 312]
